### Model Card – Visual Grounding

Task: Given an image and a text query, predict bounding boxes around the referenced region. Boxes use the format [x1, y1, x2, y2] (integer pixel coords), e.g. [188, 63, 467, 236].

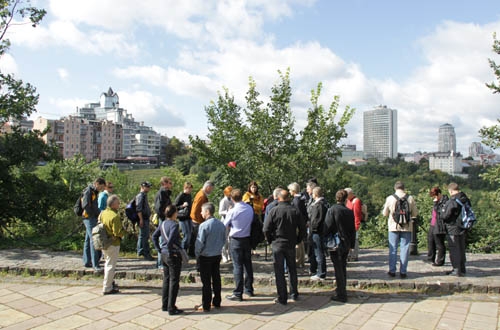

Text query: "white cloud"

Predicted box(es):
[8, 19, 140, 57]
[57, 68, 69, 81]
[117, 90, 185, 128]
[0, 54, 18, 75]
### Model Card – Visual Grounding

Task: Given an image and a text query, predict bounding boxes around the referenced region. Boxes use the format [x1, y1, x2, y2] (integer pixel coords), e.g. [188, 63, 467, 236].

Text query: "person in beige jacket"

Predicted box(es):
[101, 195, 126, 295]
[382, 181, 418, 279]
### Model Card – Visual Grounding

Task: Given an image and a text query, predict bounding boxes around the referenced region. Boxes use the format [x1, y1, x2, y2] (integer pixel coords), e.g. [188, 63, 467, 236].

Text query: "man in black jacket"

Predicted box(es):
[442, 182, 470, 277]
[324, 190, 355, 303]
[264, 190, 306, 305]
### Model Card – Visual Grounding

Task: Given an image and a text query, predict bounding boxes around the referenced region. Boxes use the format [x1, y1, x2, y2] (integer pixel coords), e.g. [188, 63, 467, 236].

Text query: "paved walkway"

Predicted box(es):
[1, 248, 500, 292]
[0, 278, 499, 329]
[1, 249, 500, 329]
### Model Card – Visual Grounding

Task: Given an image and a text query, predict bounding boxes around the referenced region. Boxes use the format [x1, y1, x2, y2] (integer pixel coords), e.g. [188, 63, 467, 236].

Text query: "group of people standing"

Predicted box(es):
[78, 175, 473, 315]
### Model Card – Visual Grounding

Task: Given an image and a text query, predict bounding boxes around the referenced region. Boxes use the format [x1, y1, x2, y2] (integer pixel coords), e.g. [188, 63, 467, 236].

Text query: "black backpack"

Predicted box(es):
[392, 194, 410, 226]
[125, 198, 139, 225]
[73, 193, 84, 217]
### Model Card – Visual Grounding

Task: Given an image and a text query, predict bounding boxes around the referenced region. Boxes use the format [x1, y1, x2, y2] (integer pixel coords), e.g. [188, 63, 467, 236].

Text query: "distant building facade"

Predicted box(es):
[33, 87, 160, 162]
[438, 123, 456, 153]
[429, 152, 463, 175]
[363, 105, 398, 161]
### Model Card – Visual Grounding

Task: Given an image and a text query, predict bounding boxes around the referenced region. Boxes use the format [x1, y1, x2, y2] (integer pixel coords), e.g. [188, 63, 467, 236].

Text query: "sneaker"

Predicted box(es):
[94, 267, 103, 273]
[226, 294, 242, 301]
[310, 275, 324, 281]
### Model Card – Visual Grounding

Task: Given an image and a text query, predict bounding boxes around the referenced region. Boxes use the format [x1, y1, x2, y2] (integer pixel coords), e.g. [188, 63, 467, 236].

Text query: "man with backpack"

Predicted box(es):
[382, 181, 418, 279]
[442, 182, 472, 277]
[81, 177, 106, 272]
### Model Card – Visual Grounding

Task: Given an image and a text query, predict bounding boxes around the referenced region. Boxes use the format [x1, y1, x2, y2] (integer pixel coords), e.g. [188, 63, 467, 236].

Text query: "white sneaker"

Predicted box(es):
[310, 275, 323, 281]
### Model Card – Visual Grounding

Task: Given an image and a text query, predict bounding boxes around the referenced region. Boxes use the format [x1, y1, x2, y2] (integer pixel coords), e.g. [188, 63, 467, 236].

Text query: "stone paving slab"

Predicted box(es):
[1, 248, 500, 293]
[0, 279, 499, 330]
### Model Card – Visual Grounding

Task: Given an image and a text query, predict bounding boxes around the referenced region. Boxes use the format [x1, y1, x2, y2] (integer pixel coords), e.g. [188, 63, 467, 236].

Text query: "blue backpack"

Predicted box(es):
[455, 199, 476, 230]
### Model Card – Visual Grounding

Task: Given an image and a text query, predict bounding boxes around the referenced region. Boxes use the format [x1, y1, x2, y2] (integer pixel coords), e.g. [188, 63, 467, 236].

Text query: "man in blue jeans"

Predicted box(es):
[309, 187, 328, 280]
[223, 189, 255, 301]
[136, 181, 154, 261]
[81, 177, 106, 272]
[382, 181, 418, 278]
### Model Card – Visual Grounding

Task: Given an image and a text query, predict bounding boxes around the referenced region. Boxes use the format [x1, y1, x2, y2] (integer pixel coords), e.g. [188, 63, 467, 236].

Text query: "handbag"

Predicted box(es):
[160, 221, 189, 264]
[325, 232, 341, 252]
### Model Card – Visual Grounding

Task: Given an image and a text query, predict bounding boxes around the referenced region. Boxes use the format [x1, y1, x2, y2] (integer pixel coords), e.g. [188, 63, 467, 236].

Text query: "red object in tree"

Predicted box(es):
[228, 161, 237, 168]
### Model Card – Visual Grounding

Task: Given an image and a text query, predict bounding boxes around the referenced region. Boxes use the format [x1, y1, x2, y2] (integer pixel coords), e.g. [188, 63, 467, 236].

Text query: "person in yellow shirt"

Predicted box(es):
[242, 181, 263, 220]
[100, 195, 126, 295]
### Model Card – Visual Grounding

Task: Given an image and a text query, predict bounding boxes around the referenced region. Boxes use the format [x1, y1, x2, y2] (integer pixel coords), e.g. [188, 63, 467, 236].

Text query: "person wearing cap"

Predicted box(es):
[137, 181, 154, 261]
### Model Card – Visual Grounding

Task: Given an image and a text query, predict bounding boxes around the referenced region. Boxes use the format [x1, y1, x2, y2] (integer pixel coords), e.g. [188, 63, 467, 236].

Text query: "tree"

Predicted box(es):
[298, 82, 354, 180]
[481, 34, 500, 204]
[189, 69, 354, 196]
[0, 0, 46, 123]
[0, 0, 51, 234]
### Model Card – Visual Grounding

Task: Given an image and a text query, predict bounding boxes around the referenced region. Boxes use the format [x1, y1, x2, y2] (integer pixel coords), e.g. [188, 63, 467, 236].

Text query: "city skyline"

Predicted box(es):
[2, 1, 499, 155]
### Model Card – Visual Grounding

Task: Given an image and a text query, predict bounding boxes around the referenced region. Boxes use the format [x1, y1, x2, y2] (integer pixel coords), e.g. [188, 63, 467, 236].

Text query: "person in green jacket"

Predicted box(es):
[101, 194, 126, 295]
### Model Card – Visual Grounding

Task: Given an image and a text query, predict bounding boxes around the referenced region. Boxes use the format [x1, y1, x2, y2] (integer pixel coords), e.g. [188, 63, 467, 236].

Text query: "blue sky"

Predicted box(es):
[3, 0, 500, 155]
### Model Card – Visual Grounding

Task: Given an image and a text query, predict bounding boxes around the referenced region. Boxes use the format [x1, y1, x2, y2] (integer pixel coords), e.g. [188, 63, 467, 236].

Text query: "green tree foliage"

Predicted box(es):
[189, 69, 354, 196]
[0, 0, 46, 123]
[482, 34, 500, 204]
[161, 136, 188, 166]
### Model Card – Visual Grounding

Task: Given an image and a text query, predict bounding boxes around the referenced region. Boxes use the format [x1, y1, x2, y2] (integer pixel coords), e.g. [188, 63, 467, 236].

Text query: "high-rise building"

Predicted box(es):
[438, 123, 456, 153]
[469, 142, 484, 158]
[363, 105, 398, 161]
[76, 87, 160, 158]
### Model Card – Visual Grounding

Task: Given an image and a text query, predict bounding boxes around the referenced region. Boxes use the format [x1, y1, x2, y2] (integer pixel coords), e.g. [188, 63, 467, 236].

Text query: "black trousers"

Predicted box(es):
[188, 222, 200, 257]
[330, 249, 348, 300]
[273, 245, 298, 304]
[161, 254, 182, 312]
[447, 233, 466, 274]
[199, 255, 222, 310]
[427, 227, 446, 265]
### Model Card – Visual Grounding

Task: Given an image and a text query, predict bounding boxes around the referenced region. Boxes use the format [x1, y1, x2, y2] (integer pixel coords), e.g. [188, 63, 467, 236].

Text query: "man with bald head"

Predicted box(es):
[264, 190, 306, 305]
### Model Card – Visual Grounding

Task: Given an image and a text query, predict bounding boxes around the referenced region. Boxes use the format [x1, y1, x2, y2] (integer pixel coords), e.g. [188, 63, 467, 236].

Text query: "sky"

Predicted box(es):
[3, 0, 500, 155]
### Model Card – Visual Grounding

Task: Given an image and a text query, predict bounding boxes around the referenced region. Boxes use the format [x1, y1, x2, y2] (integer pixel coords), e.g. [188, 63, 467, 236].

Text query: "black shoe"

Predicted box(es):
[103, 288, 120, 295]
[431, 263, 443, 267]
[290, 294, 298, 301]
[446, 269, 464, 277]
[84, 263, 92, 268]
[400, 273, 407, 279]
[168, 309, 184, 315]
[226, 294, 242, 301]
[112, 281, 119, 290]
[387, 271, 396, 277]
[274, 298, 287, 305]
[331, 295, 347, 303]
